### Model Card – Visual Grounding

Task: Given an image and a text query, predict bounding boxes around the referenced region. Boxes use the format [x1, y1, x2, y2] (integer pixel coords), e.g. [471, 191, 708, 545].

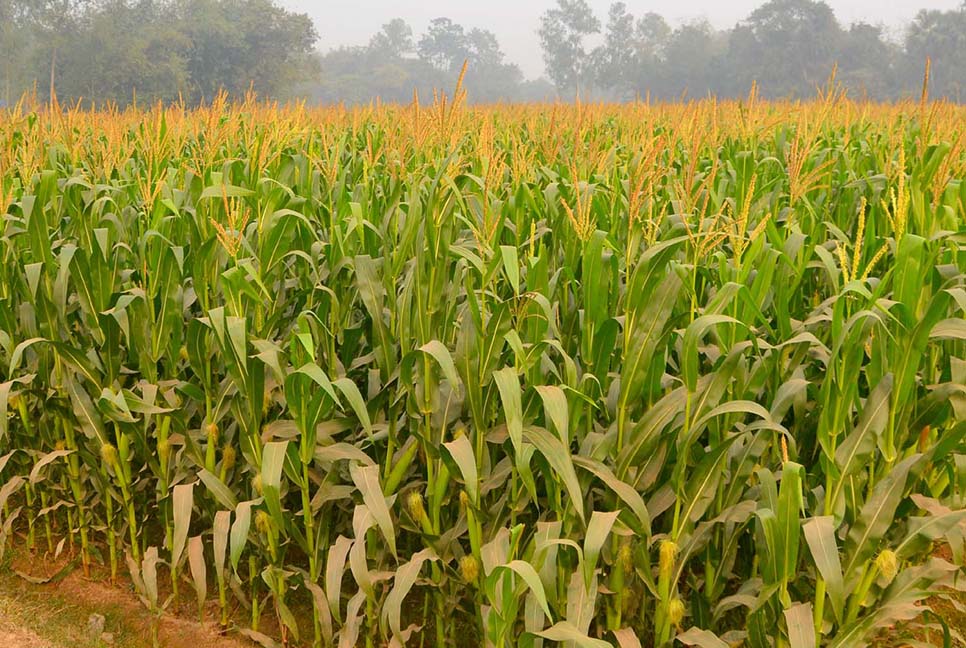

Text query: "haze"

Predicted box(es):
[279, 0, 963, 78]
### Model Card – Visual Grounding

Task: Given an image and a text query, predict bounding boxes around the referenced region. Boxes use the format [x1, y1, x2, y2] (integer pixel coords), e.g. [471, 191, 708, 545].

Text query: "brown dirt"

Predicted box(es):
[54, 571, 250, 648]
[2, 549, 254, 648]
[0, 629, 53, 648]
[0, 592, 56, 648]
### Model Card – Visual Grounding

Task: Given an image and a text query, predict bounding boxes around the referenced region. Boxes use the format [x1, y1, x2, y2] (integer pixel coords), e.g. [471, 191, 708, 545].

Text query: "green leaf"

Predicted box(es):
[497, 560, 553, 622]
[349, 463, 396, 558]
[619, 269, 683, 413]
[381, 548, 437, 639]
[212, 511, 230, 586]
[261, 441, 288, 532]
[500, 245, 520, 294]
[521, 621, 611, 648]
[326, 536, 353, 622]
[776, 461, 804, 585]
[172, 483, 194, 568]
[333, 377, 372, 436]
[573, 455, 650, 535]
[200, 183, 254, 200]
[536, 385, 569, 444]
[582, 510, 619, 590]
[843, 455, 918, 583]
[442, 435, 479, 506]
[494, 367, 524, 453]
[199, 469, 238, 510]
[524, 426, 585, 522]
[187, 535, 207, 610]
[230, 501, 253, 574]
[803, 516, 845, 622]
[784, 603, 815, 648]
[418, 340, 463, 395]
[677, 627, 729, 648]
[833, 374, 893, 485]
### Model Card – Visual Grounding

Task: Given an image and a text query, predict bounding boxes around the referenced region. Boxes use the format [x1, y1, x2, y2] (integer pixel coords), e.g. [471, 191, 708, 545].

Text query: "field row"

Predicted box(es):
[0, 98, 964, 646]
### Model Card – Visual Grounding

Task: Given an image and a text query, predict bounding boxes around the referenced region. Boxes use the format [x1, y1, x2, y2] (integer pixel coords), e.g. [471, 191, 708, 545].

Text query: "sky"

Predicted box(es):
[279, 1, 964, 79]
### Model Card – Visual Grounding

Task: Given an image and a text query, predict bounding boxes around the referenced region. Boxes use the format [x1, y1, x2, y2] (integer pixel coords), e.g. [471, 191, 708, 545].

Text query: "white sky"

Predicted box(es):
[280, 1, 964, 78]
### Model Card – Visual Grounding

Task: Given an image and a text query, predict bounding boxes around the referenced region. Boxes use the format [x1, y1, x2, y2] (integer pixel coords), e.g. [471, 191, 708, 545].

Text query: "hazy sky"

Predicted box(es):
[279, 1, 963, 78]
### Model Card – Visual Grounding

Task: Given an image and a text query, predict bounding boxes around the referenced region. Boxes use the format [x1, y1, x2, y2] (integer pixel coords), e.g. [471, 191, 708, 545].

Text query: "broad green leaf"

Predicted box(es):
[261, 442, 288, 532]
[381, 548, 437, 639]
[333, 377, 372, 436]
[350, 463, 396, 558]
[521, 621, 611, 648]
[187, 535, 207, 610]
[212, 511, 230, 586]
[677, 627, 729, 648]
[524, 426, 585, 522]
[230, 501, 253, 573]
[582, 510, 619, 589]
[494, 367, 524, 453]
[442, 435, 479, 506]
[172, 483, 194, 568]
[803, 516, 845, 621]
[784, 603, 815, 648]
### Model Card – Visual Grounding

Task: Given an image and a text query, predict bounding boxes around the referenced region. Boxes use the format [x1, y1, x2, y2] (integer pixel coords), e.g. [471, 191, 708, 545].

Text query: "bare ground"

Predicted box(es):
[0, 547, 254, 648]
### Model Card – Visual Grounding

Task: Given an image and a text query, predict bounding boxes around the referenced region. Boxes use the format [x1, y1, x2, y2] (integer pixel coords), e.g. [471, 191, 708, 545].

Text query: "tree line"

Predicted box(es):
[539, 0, 966, 101]
[0, 0, 317, 106]
[1, 0, 965, 106]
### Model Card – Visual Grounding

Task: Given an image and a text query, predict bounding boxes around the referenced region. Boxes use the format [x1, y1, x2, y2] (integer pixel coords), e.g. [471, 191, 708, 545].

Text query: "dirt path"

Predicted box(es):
[0, 550, 254, 648]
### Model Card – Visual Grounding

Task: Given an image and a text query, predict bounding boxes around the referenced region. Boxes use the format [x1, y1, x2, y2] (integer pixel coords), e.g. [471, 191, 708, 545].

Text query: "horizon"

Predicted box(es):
[279, 0, 963, 79]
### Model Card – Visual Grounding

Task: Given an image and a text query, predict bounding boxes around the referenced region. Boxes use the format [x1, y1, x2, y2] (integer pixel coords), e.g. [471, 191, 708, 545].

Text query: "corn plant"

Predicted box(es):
[0, 92, 964, 647]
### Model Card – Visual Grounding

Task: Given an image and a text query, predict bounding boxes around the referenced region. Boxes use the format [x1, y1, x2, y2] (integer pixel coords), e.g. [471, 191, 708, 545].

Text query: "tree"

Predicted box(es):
[636, 11, 671, 59]
[836, 23, 898, 100]
[658, 21, 724, 99]
[727, 0, 842, 98]
[369, 17, 414, 59]
[311, 19, 445, 105]
[45, 1, 188, 105]
[418, 17, 466, 70]
[13, 0, 89, 101]
[463, 32, 524, 102]
[538, 0, 600, 92]
[177, 0, 317, 102]
[902, 6, 966, 100]
[592, 2, 637, 96]
[0, 0, 28, 104]
[413, 18, 522, 102]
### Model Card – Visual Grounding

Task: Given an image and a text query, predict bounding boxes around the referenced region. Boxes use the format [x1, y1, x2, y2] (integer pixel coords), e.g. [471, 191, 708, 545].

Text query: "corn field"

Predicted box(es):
[0, 90, 965, 648]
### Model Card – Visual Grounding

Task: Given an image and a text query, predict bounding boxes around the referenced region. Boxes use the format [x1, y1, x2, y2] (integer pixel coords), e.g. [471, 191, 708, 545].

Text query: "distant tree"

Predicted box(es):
[636, 11, 671, 59]
[836, 23, 898, 99]
[592, 2, 637, 96]
[369, 17, 414, 58]
[516, 77, 558, 102]
[726, 0, 842, 98]
[13, 0, 89, 101]
[0, 0, 27, 104]
[49, 1, 188, 105]
[418, 17, 466, 70]
[625, 12, 672, 99]
[658, 21, 724, 99]
[902, 6, 966, 100]
[538, 0, 600, 92]
[414, 18, 522, 101]
[311, 19, 444, 105]
[465, 28, 504, 68]
[177, 0, 317, 101]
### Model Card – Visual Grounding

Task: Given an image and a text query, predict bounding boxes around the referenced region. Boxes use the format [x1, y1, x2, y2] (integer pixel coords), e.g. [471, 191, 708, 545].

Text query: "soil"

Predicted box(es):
[0, 547, 254, 648]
